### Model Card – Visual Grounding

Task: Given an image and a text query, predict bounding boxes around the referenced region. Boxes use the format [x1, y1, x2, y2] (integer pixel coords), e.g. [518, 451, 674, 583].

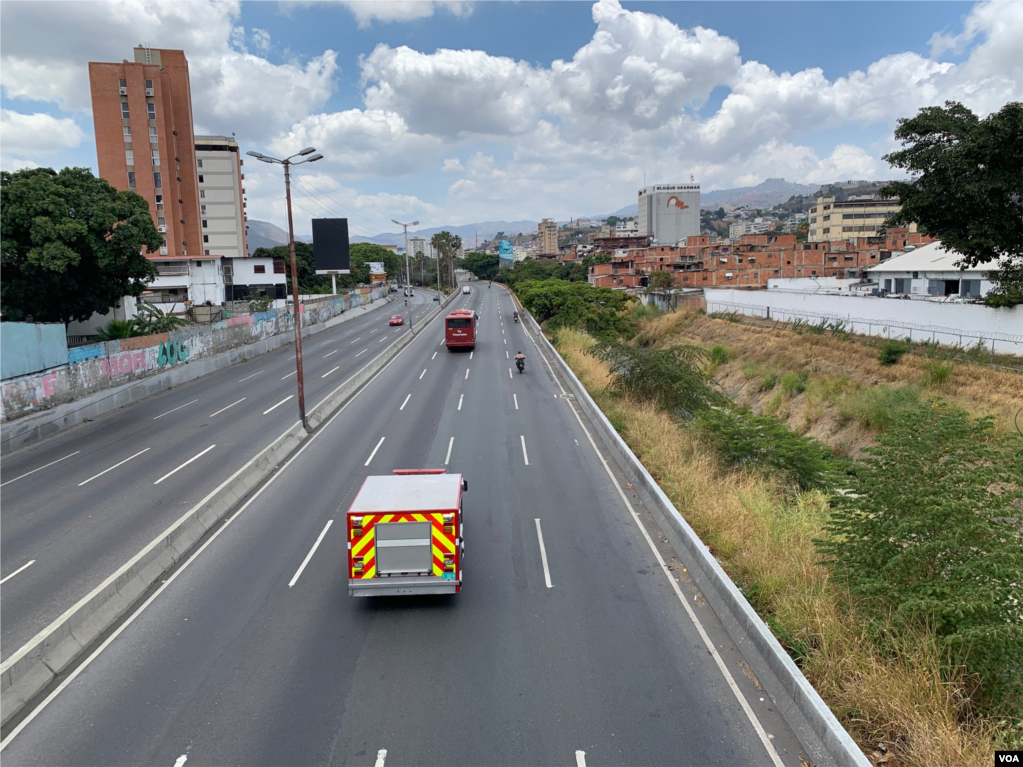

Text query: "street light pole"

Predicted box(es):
[246, 147, 324, 433]
[392, 219, 419, 330]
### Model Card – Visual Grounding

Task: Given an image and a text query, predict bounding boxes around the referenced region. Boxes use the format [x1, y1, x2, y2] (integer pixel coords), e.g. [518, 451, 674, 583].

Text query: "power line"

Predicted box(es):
[290, 171, 400, 234]
[287, 180, 376, 238]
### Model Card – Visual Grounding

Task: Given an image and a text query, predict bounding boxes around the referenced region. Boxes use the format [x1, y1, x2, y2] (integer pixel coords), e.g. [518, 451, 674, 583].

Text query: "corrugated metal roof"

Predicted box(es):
[349, 473, 462, 513]
[867, 241, 996, 274]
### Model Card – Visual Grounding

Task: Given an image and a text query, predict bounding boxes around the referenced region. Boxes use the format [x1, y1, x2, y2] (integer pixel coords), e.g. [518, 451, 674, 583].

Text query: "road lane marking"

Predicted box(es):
[509, 368, 513, 379]
[323, 349, 338, 358]
[444, 437, 454, 465]
[504, 338, 507, 344]
[514, 394, 519, 410]
[173, 755, 187, 767]
[153, 399, 198, 420]
[506, 351, 509, 358]
[355, 348, 369, 358]
[322, 366, 340, 378]
[209, 397, 246, 418]
[400, 393, 411, 411]
[470, 351, 474, 360]
[365, 437, 385, 466]
[502, 329, 505, 334]
[520, 435, 529, 465]
[375, 749, 387, 767]
[576, 751, 586, 767]
[534, 519, 553, 588]
[0, 561, 36, 585]
[380, 336, 389, 343]
[237, 370, 264, 382]
[419, 368, 427, 380]
[0, 451, 80, 488]
[288, 520, 333, 588]
[281, 370, 297, 379]
[458, 394, 463, 411]
[153, 445, 216, 485]
[464, 368, 470, 380]
[79, 448, 152, 486]
[349, 337, 361, 344]
[263, 395, 294, 414]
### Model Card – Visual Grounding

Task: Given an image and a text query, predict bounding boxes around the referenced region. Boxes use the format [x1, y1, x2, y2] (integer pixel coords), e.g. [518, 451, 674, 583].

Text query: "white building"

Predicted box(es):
[141, 255, 286, 313]
[408, 237, 428, 260]
[615, 219, 639, 235]
[637, 183, 701, 245]
[729, 220, 771, 239]
[866, 241, 998, 299]
[195, 135, 247, 260]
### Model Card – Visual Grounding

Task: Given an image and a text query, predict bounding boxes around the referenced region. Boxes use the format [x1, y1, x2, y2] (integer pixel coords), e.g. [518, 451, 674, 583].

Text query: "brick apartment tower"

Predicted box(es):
[89, 46, 201, 259]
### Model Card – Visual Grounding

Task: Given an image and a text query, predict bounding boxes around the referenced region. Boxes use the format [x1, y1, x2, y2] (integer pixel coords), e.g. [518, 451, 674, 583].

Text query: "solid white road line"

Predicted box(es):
[458, 394, 463, 411]
[288, 520, 333, 588]
[520, 435, 530, 465]
[173, 755, 188, 767]
[375, 749, 387, 767]
[432, 351, 437, 359]
[534, 519, 553, 588]
[514, 394, 519, 410]
[78, 448, 152, 486]
[209, 397, 246, 418]
[0, 560, 36, 586]
[419, 368, 427, 380]
[323, 349, 338, 358]
[355, 348, 368, 357]
[153, 399, 198, 420]
[237, 370, 264, 382]
[153, 445, 216, 485]
[349, 337, 361, 344]
[365, 437, 385, 466]
[444, 437, 454, 465]
[464, 368, 470, 380]
[529, 332, 786, 767]
[0, 451, 80, 488]
[508, 368, 513, 379]
[281, 370, 297, 379]
[575, 750, 587, 767]
[322, 366, 340, 378]
[400, 393, 411, 410]
[263, 395, 294, 415]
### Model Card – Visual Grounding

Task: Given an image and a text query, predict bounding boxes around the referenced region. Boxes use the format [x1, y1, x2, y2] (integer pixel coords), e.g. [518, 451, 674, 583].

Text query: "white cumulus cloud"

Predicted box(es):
[1, 110, 86, 169]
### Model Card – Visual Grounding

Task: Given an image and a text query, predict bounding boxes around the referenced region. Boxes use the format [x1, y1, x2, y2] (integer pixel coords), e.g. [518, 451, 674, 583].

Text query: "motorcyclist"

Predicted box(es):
[513, 310, 519, 322]
[514, 351, 525, 372]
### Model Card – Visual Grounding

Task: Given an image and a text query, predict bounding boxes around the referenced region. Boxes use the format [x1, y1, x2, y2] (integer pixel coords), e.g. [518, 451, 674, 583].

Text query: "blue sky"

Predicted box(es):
[2, 1, 1018, 236]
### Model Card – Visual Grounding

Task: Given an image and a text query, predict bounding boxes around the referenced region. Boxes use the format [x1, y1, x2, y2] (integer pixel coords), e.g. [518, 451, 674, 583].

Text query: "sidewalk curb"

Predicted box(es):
[513, 293, 868, 767]
[0, 290, 459, 728]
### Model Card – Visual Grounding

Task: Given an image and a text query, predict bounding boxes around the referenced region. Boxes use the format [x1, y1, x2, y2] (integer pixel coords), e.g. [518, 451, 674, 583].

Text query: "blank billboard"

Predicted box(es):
[313, 218, 351, 274]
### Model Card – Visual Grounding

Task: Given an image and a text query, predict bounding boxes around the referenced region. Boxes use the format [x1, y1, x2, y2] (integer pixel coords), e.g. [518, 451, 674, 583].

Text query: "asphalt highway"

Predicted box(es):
[0, 291, 434, 659]
[1, 284, 807, 766]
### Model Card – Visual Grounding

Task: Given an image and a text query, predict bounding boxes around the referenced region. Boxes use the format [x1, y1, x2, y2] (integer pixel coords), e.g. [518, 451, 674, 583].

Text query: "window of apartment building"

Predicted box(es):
[151, 149, 160, 166]
[121, 101, 130, 118]
[153, 172, 162, 188]
[157, 216, 166, 227]
[202, 219, 208, 228]
[199, 190, 205, 198]
[844, 255, 854, 261]
[811, 270, 818, 275]
[197, 159, 203, 168]
[147, 103, 156, 120]
[155, 194, 164, 211]
[273, 259, 286, 274]
[254, 264, 266, 274]
[125, 149, 134, 165]
[823, 228, 830, 235]
[127, 171, 136, 189]
[145, 79, 153, 91]
[823, 215, 830, 221]
[200, 205, 206, 215]
[203, 234, 209, 243]
[198, 175, 204, 183]
[736, 257, 743, 264]
[205, 250, 210, 256]
[149, 126, 158, 142]
[123, 125, 132, 141]
[119, 78, 127, 91]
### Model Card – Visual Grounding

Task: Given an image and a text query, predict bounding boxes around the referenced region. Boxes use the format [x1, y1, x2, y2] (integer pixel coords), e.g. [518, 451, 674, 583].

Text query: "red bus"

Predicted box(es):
[445, 309, 476, 350]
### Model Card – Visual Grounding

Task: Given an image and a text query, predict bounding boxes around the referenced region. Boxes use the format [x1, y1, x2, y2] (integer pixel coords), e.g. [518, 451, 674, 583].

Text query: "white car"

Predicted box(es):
[462, 286, 471, 294]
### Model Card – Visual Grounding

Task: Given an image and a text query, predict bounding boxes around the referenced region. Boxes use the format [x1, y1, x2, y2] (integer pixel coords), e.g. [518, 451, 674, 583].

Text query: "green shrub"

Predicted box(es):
[516, 279, 636, 341]
[94, 319, 138, 341]
[758, 373, 778, 392]
[245, 293, 275, 313]
[818, 401, 1023, 713]
[779, 371, 808, 397]
[838, 385, 920, 431]
[696, 407, 840, 491]
[878, 338, 911, 365]
[589, 341, 727, 419]
[923, 360, 954, 387]
[708, 345, 731, 365]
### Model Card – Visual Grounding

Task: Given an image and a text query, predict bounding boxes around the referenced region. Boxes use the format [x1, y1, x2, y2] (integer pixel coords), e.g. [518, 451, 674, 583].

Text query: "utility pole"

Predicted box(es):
[392, 219, 419, 330]
[246, 147, 324, 433]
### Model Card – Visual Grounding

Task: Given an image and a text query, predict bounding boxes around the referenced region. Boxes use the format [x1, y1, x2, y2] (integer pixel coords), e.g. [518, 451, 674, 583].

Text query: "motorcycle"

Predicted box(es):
[515, 358, 525, 374]
[513, 312, 519, 323]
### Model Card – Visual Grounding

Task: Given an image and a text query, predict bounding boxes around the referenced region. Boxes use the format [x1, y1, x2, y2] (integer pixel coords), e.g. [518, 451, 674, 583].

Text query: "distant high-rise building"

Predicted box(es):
[538, 218, 558, 255]
[637, 183, 701, 245]
[194, 135, 247, 259]
[808, 195, 909, 242]
[408, 237, 429, 260]
[89, 46, 201, 258]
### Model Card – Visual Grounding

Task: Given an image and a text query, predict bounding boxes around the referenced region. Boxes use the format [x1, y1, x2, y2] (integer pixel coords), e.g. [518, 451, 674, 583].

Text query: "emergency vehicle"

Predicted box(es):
[445, 309, 476, 350]
[347, 469, 466, 597]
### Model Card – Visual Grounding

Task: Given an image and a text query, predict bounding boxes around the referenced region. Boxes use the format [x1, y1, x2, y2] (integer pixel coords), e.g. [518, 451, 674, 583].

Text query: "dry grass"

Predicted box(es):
[557, 328, 1005, 767]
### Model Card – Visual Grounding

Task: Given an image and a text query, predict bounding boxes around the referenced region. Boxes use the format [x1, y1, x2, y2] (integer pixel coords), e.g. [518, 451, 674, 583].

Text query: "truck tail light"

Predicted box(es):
[352, 517, 364, 537]
[443, 513, 454, 535]
[443, 553, 455, 573]
[353, 555, 364, 573]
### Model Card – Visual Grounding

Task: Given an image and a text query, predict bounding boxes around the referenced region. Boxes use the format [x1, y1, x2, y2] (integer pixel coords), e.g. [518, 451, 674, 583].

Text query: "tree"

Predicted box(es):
[606, 216, 619, 228]
[430, 231, 462, 289]
[880, 101, 1022, 271]
[460, 251, 500, 281]
[1, 167, 163, 324]
[252, 242, 333, 294]
[645, 270, 676, 307]
[516, 279, 636, 340]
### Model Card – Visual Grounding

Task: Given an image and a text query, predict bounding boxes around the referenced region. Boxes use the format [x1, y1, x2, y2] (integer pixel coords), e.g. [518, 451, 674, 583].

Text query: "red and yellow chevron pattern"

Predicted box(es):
[349, 512, 457, 579]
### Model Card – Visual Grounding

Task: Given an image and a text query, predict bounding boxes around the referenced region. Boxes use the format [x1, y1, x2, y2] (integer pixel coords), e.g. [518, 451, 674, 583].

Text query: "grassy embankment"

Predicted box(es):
[553, 309, 1022, 767]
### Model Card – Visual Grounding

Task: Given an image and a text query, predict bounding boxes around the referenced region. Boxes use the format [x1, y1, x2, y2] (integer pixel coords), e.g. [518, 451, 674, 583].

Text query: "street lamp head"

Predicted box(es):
[391, 219, 402, 226]
[307, 154, 324, 163]
[246, 151, 266, 160]
[412, 221, 420, 227]
[298, 147, 316, 156]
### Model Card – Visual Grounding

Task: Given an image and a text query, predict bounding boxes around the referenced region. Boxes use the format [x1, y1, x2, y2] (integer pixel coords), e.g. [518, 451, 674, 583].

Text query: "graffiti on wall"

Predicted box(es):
[158, 342, 190, 367]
